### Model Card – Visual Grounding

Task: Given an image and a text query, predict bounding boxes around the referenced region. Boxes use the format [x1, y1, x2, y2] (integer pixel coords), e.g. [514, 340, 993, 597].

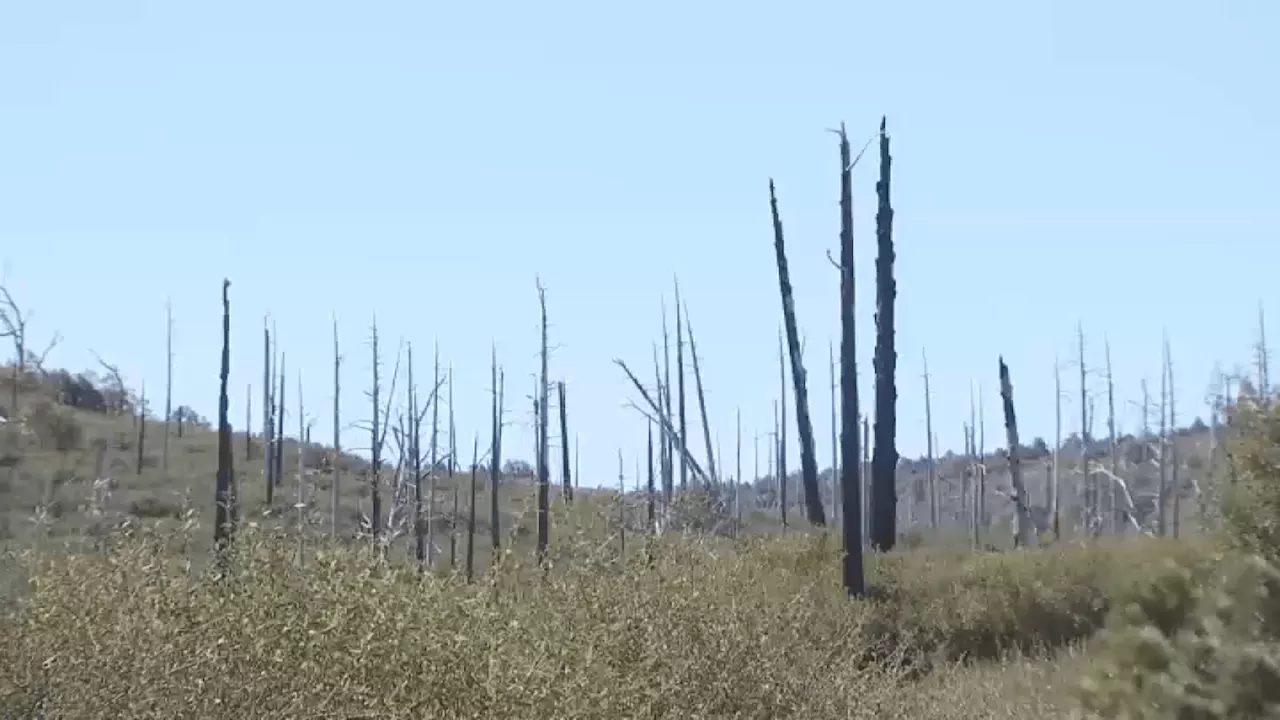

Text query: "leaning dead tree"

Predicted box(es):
[777, 331, 787, 526]
[684, 304, 718, 485]
[998, 357, 1036, 548]
[769, 180, 824, 525]
[837, 123, 864, 596]
[214, 280, 236, 558]
[923, 349, 937, 530]
[870, 117, 898, 553]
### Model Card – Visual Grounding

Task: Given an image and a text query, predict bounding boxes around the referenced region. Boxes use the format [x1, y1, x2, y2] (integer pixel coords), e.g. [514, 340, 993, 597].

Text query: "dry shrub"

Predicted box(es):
[0, 516, 1212, 719]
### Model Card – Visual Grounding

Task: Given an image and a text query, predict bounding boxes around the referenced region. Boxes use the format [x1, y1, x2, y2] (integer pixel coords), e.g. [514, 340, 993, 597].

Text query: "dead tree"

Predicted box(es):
[674, 278, 689, 492]
[870, 117, 898, 553]
[536, 281, 551, 569]
[263, 321, 275, 504]
[1157, 336, 1169, 536]
[275, 353, 286, 493]
[558, 381, 573, 502]
[684, 305, 718, 485]
[214, 280, 235, 557]
[489, 350, 505, 562]
[163, 301, 173, 474]
[648, 421, 657, 534]
[830, 342, 839, 525]
[923, 350, 937, 529]
[428, 345, 441, 567]
[244, 385, 252, 461]
[448, 369, 457, 570]
[466, 435, 479, 582]
[1258, 301, 1270, 401]
[837, 122, 865, 596]
[734, 409, 742, 530]
[409, 344, 426, 569]
[617, 450, 626, 559]
[331, 315, 341, 536]
[999, 357, 1036, 548]
[1105, 339, 1119, 534]
[296, 371, 307, 564]
[1166, 335, 1180, 537]
[1077, 323, 1092, 532]
[774, 398, 784, 531]
[369, 320, 384, 545]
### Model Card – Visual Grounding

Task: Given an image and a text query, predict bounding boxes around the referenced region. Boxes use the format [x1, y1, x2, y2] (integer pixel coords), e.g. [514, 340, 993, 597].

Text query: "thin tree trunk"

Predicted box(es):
[999, 357, 1035, 548]
[410, 344, 425, 569]
[297, 371, 306, 565]
[661, 302, 674, 502]
[830, 341, 839, 525]
[275, 353, 286, 492]
[684, 306, 718, 485]
[777, 333, 788, 530]
[870, 117, 897, 553]
[448, 368, 457, 569]
[466, 435, 479, 582]
[244, 384, 252, 462]
[647, 421, 656, 535]
[559, 381, 573, 502]
[136, 382, 146, 474]
[163, 301, 173, 475]
[674, 278, 688, 493]
[1166, 335, 1180, 538]
[331, 316, 341, 536]
[263, 321, 274, 505]
[1052, 357, 1062, 540]
[489, 347, 504, 559]
[368, 321, 383, 546]
[214, 280, 235, 559]
[1077, 323, 1091, 533]
[1105, 339, 1118, 534]
[617, 450, 626, 559]
[536, 281, 551, 569]
[838, 122, 864, 596]
[735, 408, 742, 532]
[1157, 338, 1169, 536]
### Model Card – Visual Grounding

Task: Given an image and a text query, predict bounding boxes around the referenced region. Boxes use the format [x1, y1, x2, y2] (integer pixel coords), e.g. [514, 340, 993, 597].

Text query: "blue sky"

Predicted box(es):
[1, 0, 1276, 487]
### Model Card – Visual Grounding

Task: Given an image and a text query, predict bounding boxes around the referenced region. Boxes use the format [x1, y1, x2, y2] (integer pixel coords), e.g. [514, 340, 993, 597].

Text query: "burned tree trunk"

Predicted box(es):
[558, 381, 573, 502]
[769, 180, 825, 525]
[923, 350, 937, 530]
[466, 435, 479, 582]
[263, 321, 274, 504]
[410, 344, 425, 569]
[136, 382, 147, 475]
[489, 348, 504, 558]
[163, 301, 173, 474]
[331, 316, 341, 536]
[214, 280, 235, 557]
[275, 354, 286, 492]
[837, 124, 864, 596]
[369, 320, 383, 545]
[674, 279, 689, 493]
[684, 306, 718, 485]
[999, 357, 1036, 548]
[870, 117, 898, 552]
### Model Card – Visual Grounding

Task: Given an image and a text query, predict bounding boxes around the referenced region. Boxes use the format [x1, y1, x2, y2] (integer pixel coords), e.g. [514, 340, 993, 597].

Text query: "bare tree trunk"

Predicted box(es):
[163, 301, 173, 475]
[489, 348, 504, 558]
[275, 354, 286, 493]
[674, 278, 688, 493]
[136, 382, 147, 474]
[870, 117, 897, 553]
[861, 414, 870, 548]
[648, 421, 657, 535]
[617, 450, 626, 559]
[1077, 323, 1092, 533]
[536, 281, 551, 569]
[331, 316, 341, 537]
[410, 344, 425, 569]
[923, 350, 937, 530]
[244, 384, 252, 462]
[214, 280, 235, 559]
[766, 183, 824, 525]
[466, 435, 479, 582]
[837, 122, 864, 596]
[661, 303, 674, 503]
[558, 381, 573, 502]
[685, 306, 718, 485]
[263, 321, 274, 505]
[978, 386, 987, 539]
[297, 371, 307, 565]
[734, 409, 742, 531]
[369, 320, 383, 546]
[428, 344, 440, 568]
[999, 357, 1035, 548]
[448, 368, 457, 570]
[1258, 301, 1270, 400]
[773, 399, 783, 531]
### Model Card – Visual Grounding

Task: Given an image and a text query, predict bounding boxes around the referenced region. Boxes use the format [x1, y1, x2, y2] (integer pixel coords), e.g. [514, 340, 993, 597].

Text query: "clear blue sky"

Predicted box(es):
[1, 0, 1276, 487]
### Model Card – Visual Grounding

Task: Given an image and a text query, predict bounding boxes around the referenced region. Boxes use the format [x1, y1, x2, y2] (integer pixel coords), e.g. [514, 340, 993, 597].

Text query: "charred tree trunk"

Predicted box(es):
[244, 384, 252, 461]
[923, 351, 937, 530]
[837, 123, 864, 596]
[214, 280, 235, 557]
[275, 354, 286, 492]
[768, 181, 825, 525]
[870, 117, 898, 553]
[331, 316, 341, 536]
[368, 320, 383, 546]
[489, 348, 504, 558]
[410, 344, 426, 569]
[163, 301, 173, 475]
[136, 382, 147, 475]
[263, 321, 274, 505]
[466, 435, 479, 582]
[999, 357, 1036, 548]
[428, 345, 441, 568]
[558, 381, 573, 502]
[685, 306, 718, 485]
[674, 279, 689, 492]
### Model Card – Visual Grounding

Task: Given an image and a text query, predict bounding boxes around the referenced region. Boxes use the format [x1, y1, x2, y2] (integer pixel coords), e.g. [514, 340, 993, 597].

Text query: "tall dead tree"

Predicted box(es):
[296, 371, 307, 564]
[489, 347, 504, 558]
[536, 281, 551, 569]
[1258, 301, 1270, 401]
[862, 414, 870, 547]
[1157, 338, 1169, 536]
[837, 122, 864, 596]
[163, 301, 173, 475]
[409, 344, 426, 569]
[275, 353, 286, 493]
[368, 320, 384, 545]
[660, 303, 674, 502]
[448, 369, 457, 569]
[734, 409, 742, 530]
[558, 381, 572, 502]
[466, 435, 479, 582]
[923, 350, 937, 529]
[674, 279, 688, 493]
[647, 421, 657, 535]
[870, 117, 898, 553]
[428, 344, 441, 568]
[767, 182, 825, 524]
[263, 321, 274, 504]
[214, 280, 235, 557]
[331, 315, 342, 536]
[999, 357, 1036, 548]
[1166, 335, 1180, 537]
[684, 305, 718, 485]
[774, 399, 784, 531]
